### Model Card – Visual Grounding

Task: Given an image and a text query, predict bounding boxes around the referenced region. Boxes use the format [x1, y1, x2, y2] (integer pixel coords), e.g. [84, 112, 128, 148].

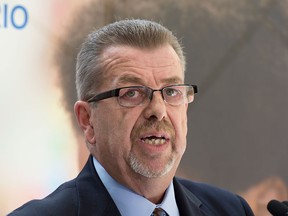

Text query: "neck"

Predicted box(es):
[117, 166, 177, 204]
[93, 154, 180, 203]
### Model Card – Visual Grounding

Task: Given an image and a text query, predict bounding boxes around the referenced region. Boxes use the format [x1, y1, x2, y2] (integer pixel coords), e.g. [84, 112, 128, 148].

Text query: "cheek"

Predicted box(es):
[180, 113, 188, 144]
[179, 113, 188, 155]
[182, 105, 188, 135]
[94, 106, 140, 146]
[169, 107, 188, 147]
[183, 113, 188, 135]
[172, 106, 187, 132]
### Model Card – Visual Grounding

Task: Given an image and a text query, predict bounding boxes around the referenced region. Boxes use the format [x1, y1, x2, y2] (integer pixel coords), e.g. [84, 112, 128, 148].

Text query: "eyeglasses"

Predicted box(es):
[87, 84, 198, 107]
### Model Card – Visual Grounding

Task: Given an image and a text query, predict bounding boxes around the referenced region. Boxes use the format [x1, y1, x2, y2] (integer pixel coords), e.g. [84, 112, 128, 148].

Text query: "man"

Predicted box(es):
[9, 19, 254, 216]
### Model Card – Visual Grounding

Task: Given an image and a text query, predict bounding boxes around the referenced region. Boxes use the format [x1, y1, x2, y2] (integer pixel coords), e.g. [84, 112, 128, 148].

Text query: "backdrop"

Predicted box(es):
[1, 0, 287, 215]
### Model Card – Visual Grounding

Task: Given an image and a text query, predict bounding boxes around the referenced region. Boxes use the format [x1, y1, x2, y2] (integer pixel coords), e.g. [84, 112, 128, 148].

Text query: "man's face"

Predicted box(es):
[88, 45, 188, 183]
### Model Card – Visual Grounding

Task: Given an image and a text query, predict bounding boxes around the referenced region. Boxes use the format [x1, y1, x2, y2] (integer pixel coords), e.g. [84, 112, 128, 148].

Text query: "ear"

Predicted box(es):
[74, 101, 96, 145]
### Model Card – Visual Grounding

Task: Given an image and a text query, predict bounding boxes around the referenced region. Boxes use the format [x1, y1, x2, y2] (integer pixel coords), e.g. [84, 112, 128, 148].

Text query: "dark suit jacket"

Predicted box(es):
[8, 155, 254, 216]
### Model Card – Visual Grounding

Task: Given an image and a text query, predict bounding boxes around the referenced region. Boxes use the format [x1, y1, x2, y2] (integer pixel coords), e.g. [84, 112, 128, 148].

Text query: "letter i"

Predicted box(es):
[4, 4, 8, 28]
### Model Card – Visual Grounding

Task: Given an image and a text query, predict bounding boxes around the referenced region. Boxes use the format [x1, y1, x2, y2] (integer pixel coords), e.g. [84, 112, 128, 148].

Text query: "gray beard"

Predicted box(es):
[128, 152, 175, 178]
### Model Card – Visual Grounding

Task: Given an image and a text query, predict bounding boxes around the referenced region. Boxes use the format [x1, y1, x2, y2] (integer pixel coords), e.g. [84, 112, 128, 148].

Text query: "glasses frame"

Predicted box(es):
[87, 84, 198, 107]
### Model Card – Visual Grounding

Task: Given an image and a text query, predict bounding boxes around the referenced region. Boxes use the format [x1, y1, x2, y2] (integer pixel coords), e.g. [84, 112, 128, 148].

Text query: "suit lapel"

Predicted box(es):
[76, 156, 214, 216]
[173, 178, 210, 216]
[76, 156, 121, 216]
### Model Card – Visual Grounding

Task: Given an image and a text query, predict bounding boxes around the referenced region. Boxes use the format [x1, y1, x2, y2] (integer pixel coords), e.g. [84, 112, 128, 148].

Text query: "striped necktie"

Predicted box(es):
[151, 207, 168, 216]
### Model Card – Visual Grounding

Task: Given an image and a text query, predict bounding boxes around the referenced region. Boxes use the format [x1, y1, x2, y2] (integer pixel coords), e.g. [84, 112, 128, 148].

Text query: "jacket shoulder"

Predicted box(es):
[176, 178, 254, 216]
[8, 179, 78, 216]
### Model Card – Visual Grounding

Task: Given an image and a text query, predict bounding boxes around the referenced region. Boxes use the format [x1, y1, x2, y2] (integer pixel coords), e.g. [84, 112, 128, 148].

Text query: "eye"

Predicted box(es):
[124, 89, 140, 98]
[119, 87, 147, 100]
[164, 87, 180, 97]
[117, 87, 149, 107]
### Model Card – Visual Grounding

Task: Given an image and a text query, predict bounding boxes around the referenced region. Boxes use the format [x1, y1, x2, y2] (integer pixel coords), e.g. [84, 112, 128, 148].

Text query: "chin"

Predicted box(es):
[129, 153, 176, 178]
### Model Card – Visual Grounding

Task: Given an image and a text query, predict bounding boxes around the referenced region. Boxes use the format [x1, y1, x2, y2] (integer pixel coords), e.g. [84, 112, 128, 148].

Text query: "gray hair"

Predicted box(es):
[76, 19, 186, 100]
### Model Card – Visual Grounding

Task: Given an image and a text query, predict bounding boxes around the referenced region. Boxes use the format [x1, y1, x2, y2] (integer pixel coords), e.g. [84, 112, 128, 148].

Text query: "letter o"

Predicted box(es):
[11, 5, 28, 29]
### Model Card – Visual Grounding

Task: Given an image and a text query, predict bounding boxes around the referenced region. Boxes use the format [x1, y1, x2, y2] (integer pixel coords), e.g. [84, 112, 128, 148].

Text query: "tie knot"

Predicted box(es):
[151, 207, 168, 216]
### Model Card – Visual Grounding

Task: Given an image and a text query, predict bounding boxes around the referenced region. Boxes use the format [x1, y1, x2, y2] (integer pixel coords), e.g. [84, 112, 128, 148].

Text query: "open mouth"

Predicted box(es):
[141, 136, 168, 145]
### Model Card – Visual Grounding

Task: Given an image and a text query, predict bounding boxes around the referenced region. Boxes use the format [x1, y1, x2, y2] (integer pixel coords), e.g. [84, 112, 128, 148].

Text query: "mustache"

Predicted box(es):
[131, 119, 175, 138]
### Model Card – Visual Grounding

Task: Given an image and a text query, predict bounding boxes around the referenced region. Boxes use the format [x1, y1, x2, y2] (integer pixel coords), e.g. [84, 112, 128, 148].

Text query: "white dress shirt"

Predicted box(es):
[93, 157, 180, 216]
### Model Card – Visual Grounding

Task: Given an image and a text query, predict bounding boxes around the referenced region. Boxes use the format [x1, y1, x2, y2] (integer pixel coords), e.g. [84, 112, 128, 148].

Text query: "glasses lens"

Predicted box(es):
[186, 86, 195, 103]
[163, 85, 194, 105]
[118, 86, 149, 107]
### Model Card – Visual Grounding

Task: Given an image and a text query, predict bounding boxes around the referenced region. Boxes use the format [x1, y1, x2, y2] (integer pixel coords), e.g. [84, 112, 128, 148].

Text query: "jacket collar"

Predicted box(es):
[173, 177, 210, 216]
[76, 155, 121, 216]
[76, 155, 210, 216]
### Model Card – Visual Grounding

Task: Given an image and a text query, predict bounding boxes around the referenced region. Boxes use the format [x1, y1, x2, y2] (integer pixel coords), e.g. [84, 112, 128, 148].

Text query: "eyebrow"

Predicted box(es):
[162, 77, 183, 84]
[117, 75, 184, 86]
[118, 75, 144, 85]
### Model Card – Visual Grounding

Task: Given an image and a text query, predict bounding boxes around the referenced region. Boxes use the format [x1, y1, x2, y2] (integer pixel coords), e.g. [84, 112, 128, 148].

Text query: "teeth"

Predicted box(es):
[143, 138, 166, 145]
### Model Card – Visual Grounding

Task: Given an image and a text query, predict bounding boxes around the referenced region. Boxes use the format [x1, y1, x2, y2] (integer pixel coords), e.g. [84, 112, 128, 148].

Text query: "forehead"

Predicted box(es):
[100, 45, 184, 88]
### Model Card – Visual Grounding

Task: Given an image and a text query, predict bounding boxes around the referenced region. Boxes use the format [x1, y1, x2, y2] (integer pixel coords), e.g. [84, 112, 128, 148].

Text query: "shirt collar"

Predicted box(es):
[93, 157, 179, 216]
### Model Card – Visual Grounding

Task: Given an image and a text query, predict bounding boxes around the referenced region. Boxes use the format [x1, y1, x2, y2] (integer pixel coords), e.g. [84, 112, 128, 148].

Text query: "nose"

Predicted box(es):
[143, 91, 167, 121]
